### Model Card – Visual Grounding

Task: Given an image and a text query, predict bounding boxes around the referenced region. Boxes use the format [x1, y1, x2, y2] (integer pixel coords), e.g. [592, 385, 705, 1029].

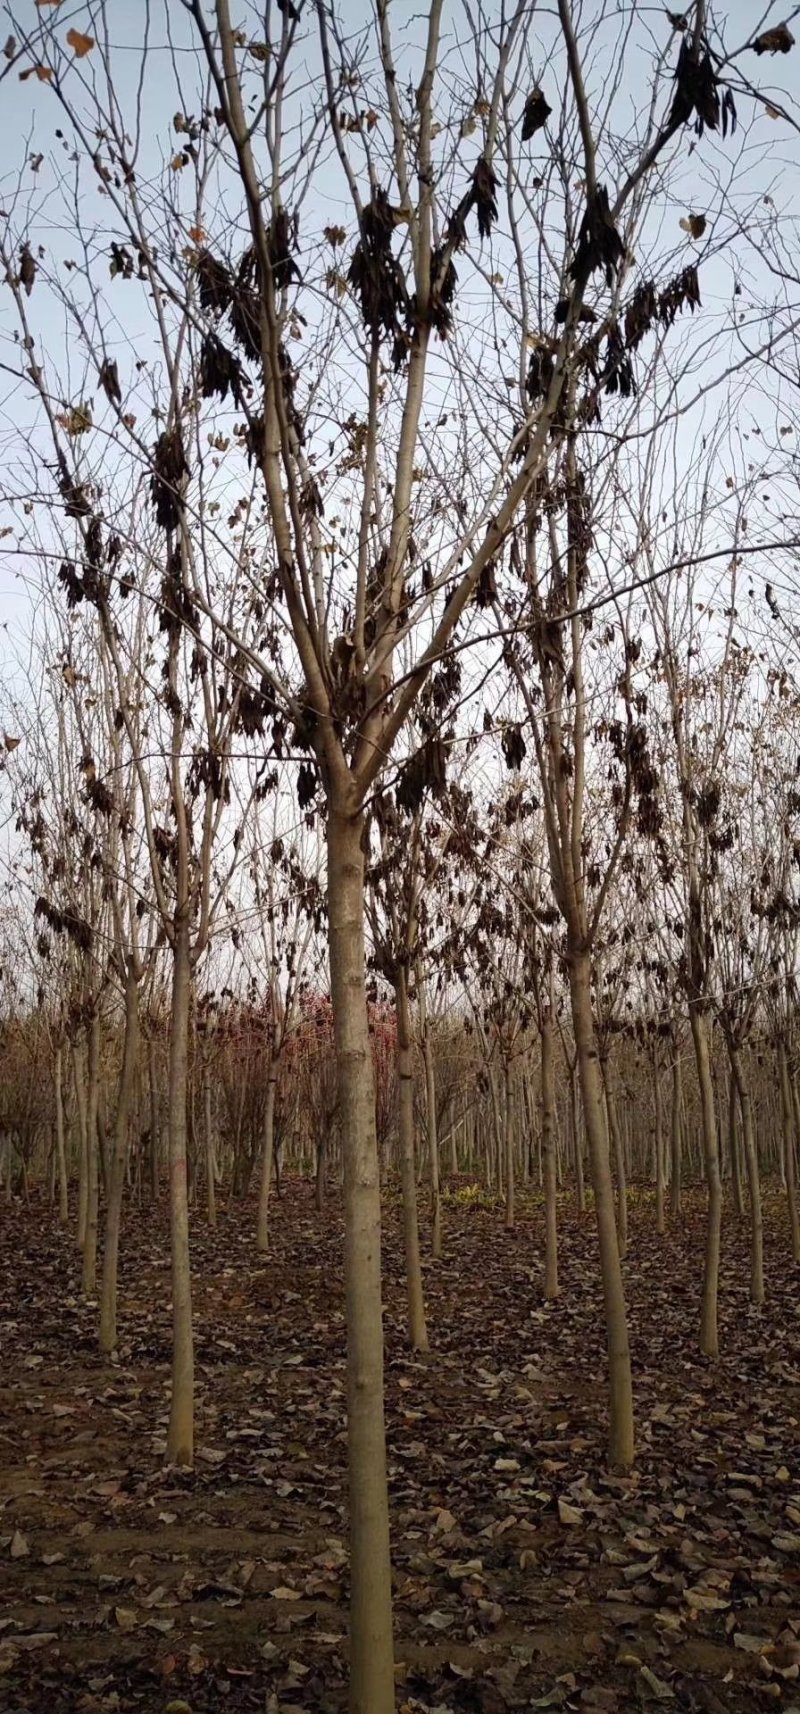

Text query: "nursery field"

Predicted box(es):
[0, 1190, 798, 1714]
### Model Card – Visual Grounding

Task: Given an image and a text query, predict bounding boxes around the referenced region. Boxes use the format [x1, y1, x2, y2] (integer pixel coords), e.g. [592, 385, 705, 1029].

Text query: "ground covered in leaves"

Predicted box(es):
[1, 1187, 799, 1714]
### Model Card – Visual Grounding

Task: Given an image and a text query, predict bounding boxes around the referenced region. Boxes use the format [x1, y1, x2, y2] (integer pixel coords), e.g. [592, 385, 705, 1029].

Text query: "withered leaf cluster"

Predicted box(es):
[570, 186, 624, 285]
[521, 87, 551, 139]
[668, 37, 737, 137]
[150, 427, 188, 534]
[395, 736, 449, 815]
[33, 896, 92, 953]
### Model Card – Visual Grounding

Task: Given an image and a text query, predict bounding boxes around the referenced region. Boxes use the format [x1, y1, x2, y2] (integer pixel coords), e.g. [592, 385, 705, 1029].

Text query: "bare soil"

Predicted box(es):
[0, 1186, 799, 1712]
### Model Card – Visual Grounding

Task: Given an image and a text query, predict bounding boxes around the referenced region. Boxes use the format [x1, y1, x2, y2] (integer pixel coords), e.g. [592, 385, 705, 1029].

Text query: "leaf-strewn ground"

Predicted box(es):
[1, 1188, 799, 1713]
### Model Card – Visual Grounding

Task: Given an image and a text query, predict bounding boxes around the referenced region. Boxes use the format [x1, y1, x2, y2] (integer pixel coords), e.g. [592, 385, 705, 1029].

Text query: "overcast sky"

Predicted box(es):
[0, 0, 797, 689]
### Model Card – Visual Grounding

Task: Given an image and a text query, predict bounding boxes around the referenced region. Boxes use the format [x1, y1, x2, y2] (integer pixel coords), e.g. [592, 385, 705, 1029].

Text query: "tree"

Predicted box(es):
[2, 1, 789, 1702]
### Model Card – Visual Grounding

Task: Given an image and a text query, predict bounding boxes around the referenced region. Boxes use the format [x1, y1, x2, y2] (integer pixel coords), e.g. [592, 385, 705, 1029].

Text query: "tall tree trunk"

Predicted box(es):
[328, 805, 394, 1712]
[541, 1008, 558, 1299]
[395, 969, 429, 1351]
[204, 1077, 217, 1229]
[602, 1056, 628, 1262]
[670, 1045, 682, 1219]
[74, 1037, 89, 1249]
[652, 1046, 664, 1236]
[166, 923, 194, 1466]
[81, 1012, 101, 1297]
[97, 1091, 109, 1203]
[728, 1044, 764, 1306]
[777, 1041, 800, 1263]
[47, 1129, 56, 1204]
[504, 1059, 515, 1230]
[148, 1036, 160, 1201]
[569, 1065, 586, 1213]
[100, 967, 140, 1353]
[54, 1045, 69, 1225]
[256, 1066, 277, 1253]
[689, 1005, 722, 1358]
[487, 1065, 503, 1195]
[315, 1132, 328, 1210]
[425, 1038, 442, 1258]
[727, 1063, 744, 1219]
[418, 976, 442, 1258]
[568, 948, 634, 1468]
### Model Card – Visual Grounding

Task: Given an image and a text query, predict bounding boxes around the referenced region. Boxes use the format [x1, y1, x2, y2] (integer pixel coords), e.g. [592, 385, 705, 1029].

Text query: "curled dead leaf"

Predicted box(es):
[752, 24, 794, 55]
[638, 1665, 675, 1700]
[679, 213, 706, 239]
[66, 28, 95, 57]
[734, 1632, 772, 1654]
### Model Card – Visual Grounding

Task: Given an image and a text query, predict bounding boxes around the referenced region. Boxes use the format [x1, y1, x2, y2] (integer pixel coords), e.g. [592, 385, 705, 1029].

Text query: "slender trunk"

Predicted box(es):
[256, 1067, 277, 1253]
[728, 1064, 744, 1218]
[148, 1037, 160, 1201]
[541, 1009, 558, 1299]
[504, 1059, 515, 1229]
[602, 1056, 628, 1262]
[97, 1093, 109, 1203]
[166, 923, 194, 1467]
[777, 1042, 800, 1263]
[688, 1005, 722, 1358]
[54, 1045, 68, 1225]
[728, 1044, 764, 1306]
[488, 1066, 503, 1195]
[315, 1131, 327, 1210]
[81, 1012, 101, 1297]
[791, 1070, 800, 1192]
[419, 982, 442, 1259]
[328, 804, 394, 1712]
[99, 968, 140, 1353]
[570, 1066, 586, 1213]
[426, 1044, 442, 1258]
[652, 1048, 664, 1236]
[670, 1046, 682, 1218]
[569, 948, 634, 1468]
[395, 969, 429, 1351]
[449, 1120, 458, 1177]
[74, 1039, 89, 1248]
[204, 1077, 217, 1228]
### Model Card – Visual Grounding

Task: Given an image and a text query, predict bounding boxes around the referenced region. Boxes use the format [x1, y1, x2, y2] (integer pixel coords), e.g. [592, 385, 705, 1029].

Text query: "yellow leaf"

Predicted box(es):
[19, 63, 54, 82]
[67, 28, 95, 57]
[56, 402, 93, 436]
[188, 224, 205, 243]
